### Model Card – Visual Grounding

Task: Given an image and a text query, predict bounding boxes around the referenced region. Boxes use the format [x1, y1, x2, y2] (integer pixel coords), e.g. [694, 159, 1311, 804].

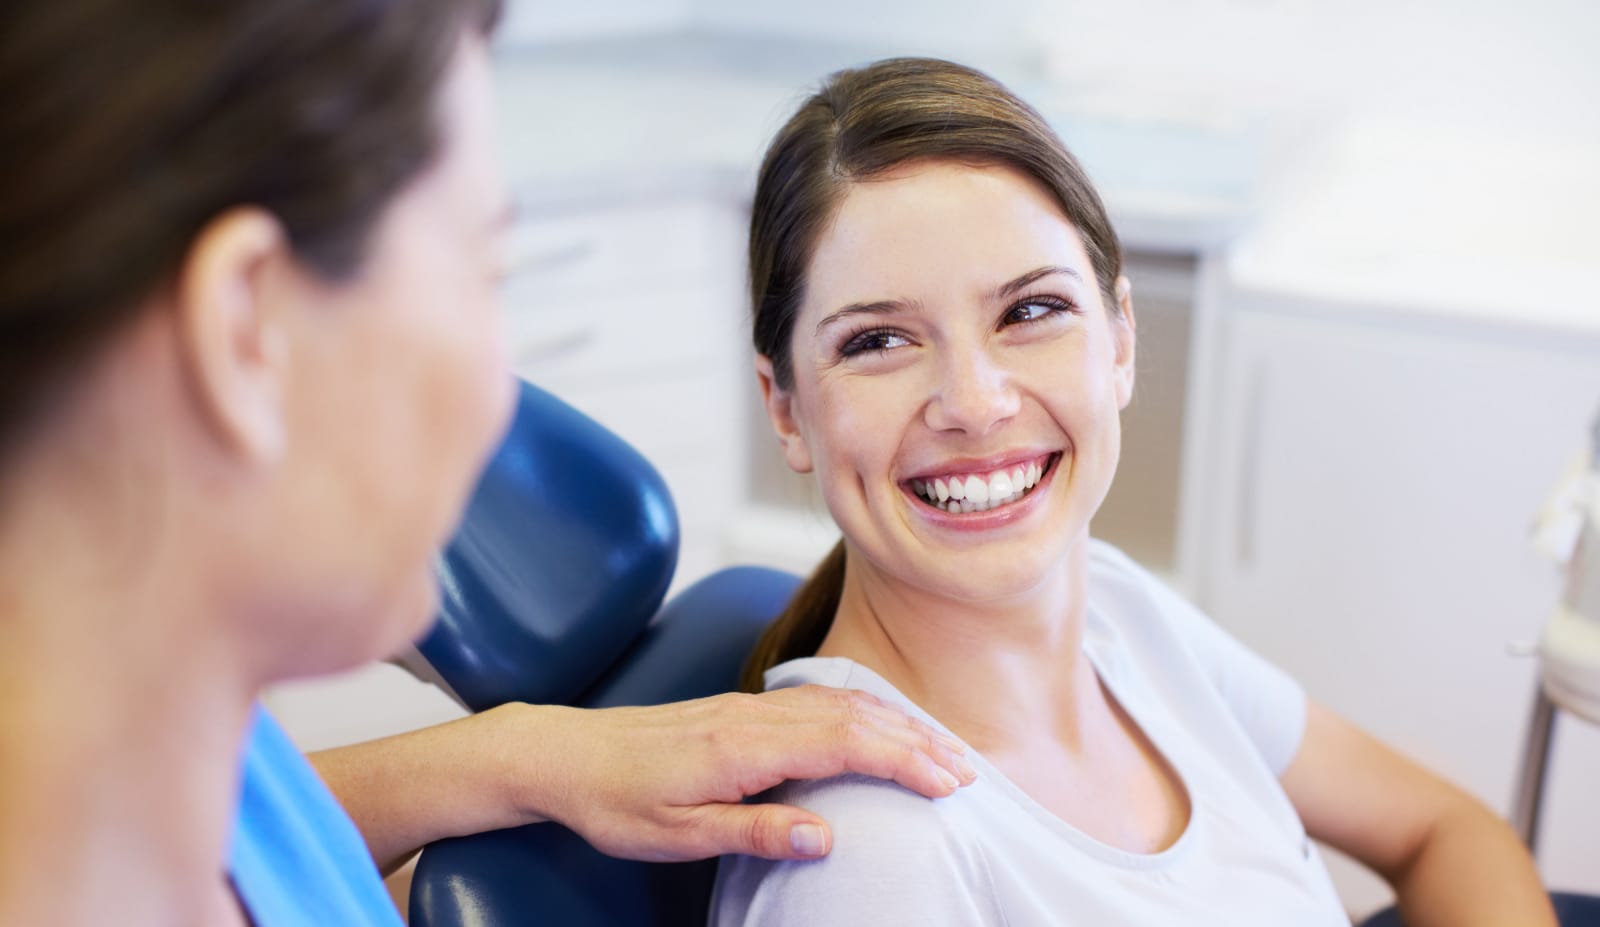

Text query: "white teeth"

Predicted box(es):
[911, 455, 1056, 514]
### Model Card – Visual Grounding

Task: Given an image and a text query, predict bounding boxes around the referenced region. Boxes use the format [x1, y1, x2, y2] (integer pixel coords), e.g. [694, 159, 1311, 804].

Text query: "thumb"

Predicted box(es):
[695, 803, 833, 861]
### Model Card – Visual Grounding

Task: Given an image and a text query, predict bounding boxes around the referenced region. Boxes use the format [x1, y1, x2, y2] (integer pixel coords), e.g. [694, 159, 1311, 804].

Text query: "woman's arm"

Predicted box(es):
[1280, 699, 1557, 927]
[310, 686, 975, 875]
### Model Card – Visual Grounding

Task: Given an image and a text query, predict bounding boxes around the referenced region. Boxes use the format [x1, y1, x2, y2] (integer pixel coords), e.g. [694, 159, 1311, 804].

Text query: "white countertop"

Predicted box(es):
[1226, 120, 1600, 339]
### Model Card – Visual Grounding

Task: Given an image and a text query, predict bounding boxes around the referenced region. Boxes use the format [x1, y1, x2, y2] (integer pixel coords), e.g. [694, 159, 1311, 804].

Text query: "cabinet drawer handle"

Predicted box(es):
[506, 239, 597, 277]
[515, 325, 595, 365]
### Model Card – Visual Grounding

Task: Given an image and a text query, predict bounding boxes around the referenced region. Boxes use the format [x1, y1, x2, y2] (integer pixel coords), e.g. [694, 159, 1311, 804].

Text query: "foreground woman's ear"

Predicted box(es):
[1112, 275, 1137, 410]
[171, 208, 292, 466]
[754, 354, 813, 474]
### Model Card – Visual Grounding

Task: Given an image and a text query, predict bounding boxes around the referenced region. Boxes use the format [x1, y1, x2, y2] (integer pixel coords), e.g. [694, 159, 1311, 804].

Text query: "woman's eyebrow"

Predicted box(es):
[814, 298, 920, 336]
[991, 265, 1082, 300]
[812, 266, 1079, 335]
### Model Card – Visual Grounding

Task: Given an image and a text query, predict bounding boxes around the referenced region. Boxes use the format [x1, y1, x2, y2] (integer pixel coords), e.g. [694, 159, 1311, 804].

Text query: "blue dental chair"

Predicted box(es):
[407, 379, 799, 927]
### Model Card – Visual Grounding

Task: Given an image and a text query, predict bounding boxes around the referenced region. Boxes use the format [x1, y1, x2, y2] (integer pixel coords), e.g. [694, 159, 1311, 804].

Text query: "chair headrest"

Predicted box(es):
[419, 379, 679, 712]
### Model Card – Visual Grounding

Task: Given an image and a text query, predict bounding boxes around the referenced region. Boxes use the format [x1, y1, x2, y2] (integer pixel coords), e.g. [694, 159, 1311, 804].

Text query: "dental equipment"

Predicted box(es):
[1512, 401, 1600, 851]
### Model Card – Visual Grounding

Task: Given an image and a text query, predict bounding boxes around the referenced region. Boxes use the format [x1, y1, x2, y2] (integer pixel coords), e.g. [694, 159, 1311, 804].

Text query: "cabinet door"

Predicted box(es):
[1200, 304, 1600, 912]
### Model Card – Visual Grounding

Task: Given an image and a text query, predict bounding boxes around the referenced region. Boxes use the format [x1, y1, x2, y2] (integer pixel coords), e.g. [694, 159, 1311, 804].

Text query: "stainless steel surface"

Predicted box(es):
[1511, 685, 1559, 853]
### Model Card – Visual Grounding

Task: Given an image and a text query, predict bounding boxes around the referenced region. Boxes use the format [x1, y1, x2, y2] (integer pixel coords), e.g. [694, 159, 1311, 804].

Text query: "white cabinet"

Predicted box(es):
[1194, 295, 1600, 915]
[501, 193, 750, 590]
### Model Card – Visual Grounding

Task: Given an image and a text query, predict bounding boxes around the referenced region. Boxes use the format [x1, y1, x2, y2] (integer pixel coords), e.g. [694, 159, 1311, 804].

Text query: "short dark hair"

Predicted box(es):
[0, 0, 501, 454]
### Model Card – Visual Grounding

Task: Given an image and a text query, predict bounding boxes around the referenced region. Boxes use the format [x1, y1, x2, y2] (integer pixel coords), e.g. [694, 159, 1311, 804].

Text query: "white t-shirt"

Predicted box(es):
[711, 540, 1350, 926]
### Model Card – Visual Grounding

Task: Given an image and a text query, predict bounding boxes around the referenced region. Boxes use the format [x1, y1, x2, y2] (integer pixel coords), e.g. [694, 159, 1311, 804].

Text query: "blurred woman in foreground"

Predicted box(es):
[0, 6, 973, 925]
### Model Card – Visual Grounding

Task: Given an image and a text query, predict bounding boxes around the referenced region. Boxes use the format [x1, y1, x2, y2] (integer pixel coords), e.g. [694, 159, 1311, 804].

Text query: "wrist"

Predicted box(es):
[477, 701, 564, 828]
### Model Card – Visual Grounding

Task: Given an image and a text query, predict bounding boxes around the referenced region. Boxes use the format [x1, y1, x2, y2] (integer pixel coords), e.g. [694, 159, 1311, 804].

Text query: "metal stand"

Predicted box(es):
[1510, 685, 1560, 854]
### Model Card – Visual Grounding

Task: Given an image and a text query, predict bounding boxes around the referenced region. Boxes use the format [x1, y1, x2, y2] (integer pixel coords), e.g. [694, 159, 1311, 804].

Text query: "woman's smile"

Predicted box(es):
[905, 450, 1061, 515]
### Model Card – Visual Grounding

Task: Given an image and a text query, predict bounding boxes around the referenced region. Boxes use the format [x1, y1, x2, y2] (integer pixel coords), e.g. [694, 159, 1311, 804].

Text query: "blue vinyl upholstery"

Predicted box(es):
[408, 378, 802, 926]
[419, 379, 680, 711]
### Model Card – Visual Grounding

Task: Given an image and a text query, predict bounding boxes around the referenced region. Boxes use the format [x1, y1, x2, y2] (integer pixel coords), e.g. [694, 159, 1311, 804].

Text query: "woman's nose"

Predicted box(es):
[923, 347, 1021, 436]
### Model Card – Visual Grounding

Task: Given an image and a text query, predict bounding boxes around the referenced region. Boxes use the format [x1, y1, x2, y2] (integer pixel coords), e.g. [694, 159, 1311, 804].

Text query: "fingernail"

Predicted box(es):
[937, 768, 960, 791]
[790, 823, 826, 857]
[955, 755, 978, 782]
[936, 733, 969, 754]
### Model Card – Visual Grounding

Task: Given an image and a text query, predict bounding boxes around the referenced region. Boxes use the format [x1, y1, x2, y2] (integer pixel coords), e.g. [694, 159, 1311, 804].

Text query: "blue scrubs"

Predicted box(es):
[229, 707, 404, 926]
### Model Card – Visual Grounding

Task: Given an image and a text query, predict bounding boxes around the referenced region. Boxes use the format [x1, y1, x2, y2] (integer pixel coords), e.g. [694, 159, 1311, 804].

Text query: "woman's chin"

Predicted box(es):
[292, 574, 440, 680]
[384, 573, 443, 653]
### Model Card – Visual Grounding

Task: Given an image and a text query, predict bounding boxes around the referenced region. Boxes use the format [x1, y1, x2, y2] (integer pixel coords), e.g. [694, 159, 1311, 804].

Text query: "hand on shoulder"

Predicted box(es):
[498, 685, 976, 862]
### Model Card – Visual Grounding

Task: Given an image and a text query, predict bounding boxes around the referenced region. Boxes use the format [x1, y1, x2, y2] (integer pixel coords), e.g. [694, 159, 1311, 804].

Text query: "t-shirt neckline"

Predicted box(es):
[767, 619, 1203, 871]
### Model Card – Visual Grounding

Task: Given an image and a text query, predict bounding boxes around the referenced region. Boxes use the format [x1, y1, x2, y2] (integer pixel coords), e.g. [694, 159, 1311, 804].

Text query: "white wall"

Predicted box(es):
[686, 0, 1037, 53]
[498, 0, 1599, 145]
[496, 0, 692, 43]
[682, 0, 1598, 144]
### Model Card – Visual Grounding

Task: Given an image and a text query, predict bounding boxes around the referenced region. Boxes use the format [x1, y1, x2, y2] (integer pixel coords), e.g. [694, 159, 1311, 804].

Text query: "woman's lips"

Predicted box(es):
[905, 452, 1060, 514]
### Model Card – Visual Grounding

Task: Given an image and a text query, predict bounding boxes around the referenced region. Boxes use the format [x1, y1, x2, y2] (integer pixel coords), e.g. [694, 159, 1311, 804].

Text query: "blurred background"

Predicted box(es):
[267, 0, 1600, 918]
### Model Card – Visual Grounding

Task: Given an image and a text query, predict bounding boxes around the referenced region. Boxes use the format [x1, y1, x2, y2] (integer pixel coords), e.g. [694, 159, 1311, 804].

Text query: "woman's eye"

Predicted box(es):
[1003, 296, 1073, 326]
[840, 328, 911, 357]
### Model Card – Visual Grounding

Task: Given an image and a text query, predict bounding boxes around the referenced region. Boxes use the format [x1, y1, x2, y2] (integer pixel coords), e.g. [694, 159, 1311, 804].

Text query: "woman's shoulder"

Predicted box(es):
[1083, 538, 1196, 643]
[719, 659, 1000, 926]
[711, 772, 997, 927]
[772, 770, 981, 847]
[1085, 537, 1164, 601]
[761, 658, 991, 845]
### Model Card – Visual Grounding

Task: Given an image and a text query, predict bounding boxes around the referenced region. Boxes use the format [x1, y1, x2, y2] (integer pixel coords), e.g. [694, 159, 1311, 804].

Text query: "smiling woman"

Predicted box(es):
[714, 57, 1557, 927]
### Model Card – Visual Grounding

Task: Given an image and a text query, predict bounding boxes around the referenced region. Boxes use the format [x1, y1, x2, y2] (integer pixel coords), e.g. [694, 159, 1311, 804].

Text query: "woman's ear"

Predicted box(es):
[171, 207, 291, 466]
[754, 354, 812, 474]
[1111, 275, 1137, 410]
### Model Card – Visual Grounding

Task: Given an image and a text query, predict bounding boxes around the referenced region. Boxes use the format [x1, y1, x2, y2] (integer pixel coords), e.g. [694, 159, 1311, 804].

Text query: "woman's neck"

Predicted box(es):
[0, 468, 259, 927]
[816, 537, 1099, 754]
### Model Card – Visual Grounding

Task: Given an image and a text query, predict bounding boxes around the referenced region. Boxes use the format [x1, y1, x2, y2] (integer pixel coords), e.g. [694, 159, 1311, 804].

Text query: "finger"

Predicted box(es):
[812, 689, 978, 790]
[831, 724, 969, 799]
[753, 714, 964, 800]
[825, 685, 972, 758]
[686, 803, 833, 861]
[772, 687, 976, 785]
[846, 691, 972, 757]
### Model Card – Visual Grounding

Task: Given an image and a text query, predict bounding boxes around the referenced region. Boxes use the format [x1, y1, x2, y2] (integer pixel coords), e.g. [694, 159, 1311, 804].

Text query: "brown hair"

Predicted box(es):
[740, 57, 1124, 693]
[0, 0, 500, 458]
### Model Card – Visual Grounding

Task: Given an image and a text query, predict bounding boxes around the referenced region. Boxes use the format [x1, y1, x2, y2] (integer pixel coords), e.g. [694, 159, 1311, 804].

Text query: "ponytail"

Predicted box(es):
[739, 540, 846, 693]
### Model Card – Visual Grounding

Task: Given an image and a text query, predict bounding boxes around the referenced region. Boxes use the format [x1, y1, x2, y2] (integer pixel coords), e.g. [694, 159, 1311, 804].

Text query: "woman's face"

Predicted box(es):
[264, 34, 515, 669]
[761, 161, 1135, 605]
